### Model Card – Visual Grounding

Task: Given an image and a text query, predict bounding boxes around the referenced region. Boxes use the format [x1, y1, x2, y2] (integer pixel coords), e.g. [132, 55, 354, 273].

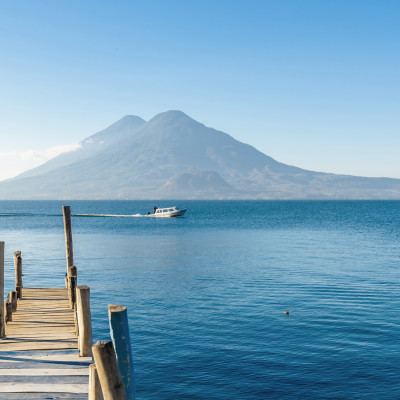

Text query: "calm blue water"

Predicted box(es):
[1, 200, 399, 399]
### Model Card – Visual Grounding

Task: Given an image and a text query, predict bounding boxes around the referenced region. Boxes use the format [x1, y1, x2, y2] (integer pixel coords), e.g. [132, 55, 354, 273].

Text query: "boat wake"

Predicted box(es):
[0, 213, 59, 217]
[72, 213, 146, 218]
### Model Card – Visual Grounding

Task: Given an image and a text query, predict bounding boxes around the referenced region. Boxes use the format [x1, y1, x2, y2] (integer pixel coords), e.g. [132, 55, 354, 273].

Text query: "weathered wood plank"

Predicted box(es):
[0, 350, 92, 368]
[0, 350, 91, 360]
[0, 368, 89, 376]
[0, 363, 89, 370]
[0, 382, 88, 393]
[0, 342, 78, 352]
[0, 394, 88, 399]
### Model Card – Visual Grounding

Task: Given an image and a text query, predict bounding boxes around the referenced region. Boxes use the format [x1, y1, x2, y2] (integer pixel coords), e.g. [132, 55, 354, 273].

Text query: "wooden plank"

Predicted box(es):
[0, 383, 88, 393]
[0, 394, 88, 399]
[0, 342, 78, 352]
[0, 350, 92, 368]
[0, 363, 89, 370]
[0, 368, 89, 376]
[0, 350, 91, 360]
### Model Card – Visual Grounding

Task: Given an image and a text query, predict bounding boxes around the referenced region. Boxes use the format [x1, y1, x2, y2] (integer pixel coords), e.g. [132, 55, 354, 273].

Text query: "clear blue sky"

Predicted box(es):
[1, 0, 399, 180]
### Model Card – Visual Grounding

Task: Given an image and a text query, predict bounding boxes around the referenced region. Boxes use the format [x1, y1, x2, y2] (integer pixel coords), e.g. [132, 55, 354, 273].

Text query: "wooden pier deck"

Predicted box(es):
[0, 287, 92, 399]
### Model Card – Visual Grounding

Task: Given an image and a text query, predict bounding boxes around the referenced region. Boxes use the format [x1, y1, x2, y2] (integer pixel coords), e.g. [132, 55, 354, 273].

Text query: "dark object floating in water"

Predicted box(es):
[283, 311, 290, 315]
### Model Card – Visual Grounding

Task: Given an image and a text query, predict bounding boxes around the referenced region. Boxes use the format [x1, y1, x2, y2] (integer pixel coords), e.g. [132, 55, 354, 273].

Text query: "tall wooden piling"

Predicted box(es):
[92, 340, 127, 400]
[0, 242, 4, 338]
[108, 304, 135, 400]
[14, 251, 22, 299]
[76, 285, 93, 357]
[62, 205, 74, 269]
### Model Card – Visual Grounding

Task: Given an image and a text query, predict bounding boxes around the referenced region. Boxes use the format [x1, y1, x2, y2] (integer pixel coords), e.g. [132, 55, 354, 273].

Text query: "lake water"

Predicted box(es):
[1, 200, 399, 399]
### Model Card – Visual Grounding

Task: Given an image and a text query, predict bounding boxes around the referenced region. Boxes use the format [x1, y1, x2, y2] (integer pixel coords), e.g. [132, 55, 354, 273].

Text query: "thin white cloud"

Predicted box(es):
[0, 143, 82, 162]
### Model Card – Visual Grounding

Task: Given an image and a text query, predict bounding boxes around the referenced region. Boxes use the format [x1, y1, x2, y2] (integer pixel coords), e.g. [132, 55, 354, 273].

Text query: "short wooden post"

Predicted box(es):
[62, 206, 74, 271]
[89, 363, 103, 400]
[68, 265, 77, 309]
[76, 285, 93, 357]
[0, 242, 4, 338]
[5, 301, 12, 322]
[74, 302, 79, 336]
[108, 305, 135, 400]
[92, 341, 127, 400]
[65, 273, 68, 288]
[11, 291, 18, 313]
[14, 251, 23, 299]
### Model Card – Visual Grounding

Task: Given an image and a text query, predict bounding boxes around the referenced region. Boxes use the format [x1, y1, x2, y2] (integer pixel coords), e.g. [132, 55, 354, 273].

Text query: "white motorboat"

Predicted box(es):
[149, 206, 187, 218]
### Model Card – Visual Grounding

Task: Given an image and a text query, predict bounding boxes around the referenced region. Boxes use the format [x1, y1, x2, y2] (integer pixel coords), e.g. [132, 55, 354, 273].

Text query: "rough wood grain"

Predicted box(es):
[0, 288, 91, 396]
[92, 340, 126, 400]
[109, 304, 135, 399]
[76, 285, 93, 357]
[13, 251, 22, 299]
[89, 363, 103, 400]
[63, 205, 74, 269]
[0, 383, 88, 393]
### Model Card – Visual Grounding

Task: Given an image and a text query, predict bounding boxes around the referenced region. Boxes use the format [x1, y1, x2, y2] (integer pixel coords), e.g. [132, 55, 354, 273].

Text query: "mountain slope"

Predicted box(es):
[0, 111, 399, 199]
[17, 115, 146, 179]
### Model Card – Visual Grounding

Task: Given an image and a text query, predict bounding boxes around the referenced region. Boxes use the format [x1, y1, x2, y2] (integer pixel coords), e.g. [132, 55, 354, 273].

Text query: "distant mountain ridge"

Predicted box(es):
[18, 115, 146, 179]
[1, 110, 400, 199]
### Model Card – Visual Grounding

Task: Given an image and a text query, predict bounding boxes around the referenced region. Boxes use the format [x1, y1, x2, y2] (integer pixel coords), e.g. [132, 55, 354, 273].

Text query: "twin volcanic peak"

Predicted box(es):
[1, 110, 400, 199]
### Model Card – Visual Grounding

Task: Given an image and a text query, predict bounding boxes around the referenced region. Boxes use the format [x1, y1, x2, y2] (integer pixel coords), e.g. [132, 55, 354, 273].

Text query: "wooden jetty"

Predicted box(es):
[0, 206, 136, 400]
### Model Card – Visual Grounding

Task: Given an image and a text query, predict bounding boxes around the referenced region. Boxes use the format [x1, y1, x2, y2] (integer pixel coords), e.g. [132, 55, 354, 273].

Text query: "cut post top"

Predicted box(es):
[68, 265, 77, 277]
[108, 304, 127, 313]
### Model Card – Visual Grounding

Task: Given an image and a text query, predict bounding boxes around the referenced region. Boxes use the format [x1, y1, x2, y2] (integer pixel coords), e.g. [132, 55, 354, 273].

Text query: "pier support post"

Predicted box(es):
[67, 265, 77, 309]
[62, 206, 74, 271]
[89, 363, 103, 400]
[14, 251, 23, 299]
[5, 301, 12, 322]
[0, 242, 4, 338]
[92, 340, 127, 400]
[108, 304, 135, 400]
[76, 285, 93, 356]
[11, 291, 18, 312]
[74, 302, 79, 336]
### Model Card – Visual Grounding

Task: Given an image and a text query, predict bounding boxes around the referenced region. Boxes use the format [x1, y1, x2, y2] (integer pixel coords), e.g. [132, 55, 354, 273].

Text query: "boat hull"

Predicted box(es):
[149, 208, 187, 218]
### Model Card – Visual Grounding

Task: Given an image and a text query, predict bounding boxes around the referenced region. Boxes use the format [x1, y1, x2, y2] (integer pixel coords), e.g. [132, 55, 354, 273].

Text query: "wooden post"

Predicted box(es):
[14, 251, 23, 299]
[0, 242, 4, 338]
[92, 341, 127, 400]
[76, 285, 92, 357]
[89, 363, 103, 400]
[74, 302, 79, 336]
[62, 206, 74, 271]
[67, 265, 77, 309]
[5, 301, 12, 322]
[11, 291, 18, 312]
[108, 305, 135, 400]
